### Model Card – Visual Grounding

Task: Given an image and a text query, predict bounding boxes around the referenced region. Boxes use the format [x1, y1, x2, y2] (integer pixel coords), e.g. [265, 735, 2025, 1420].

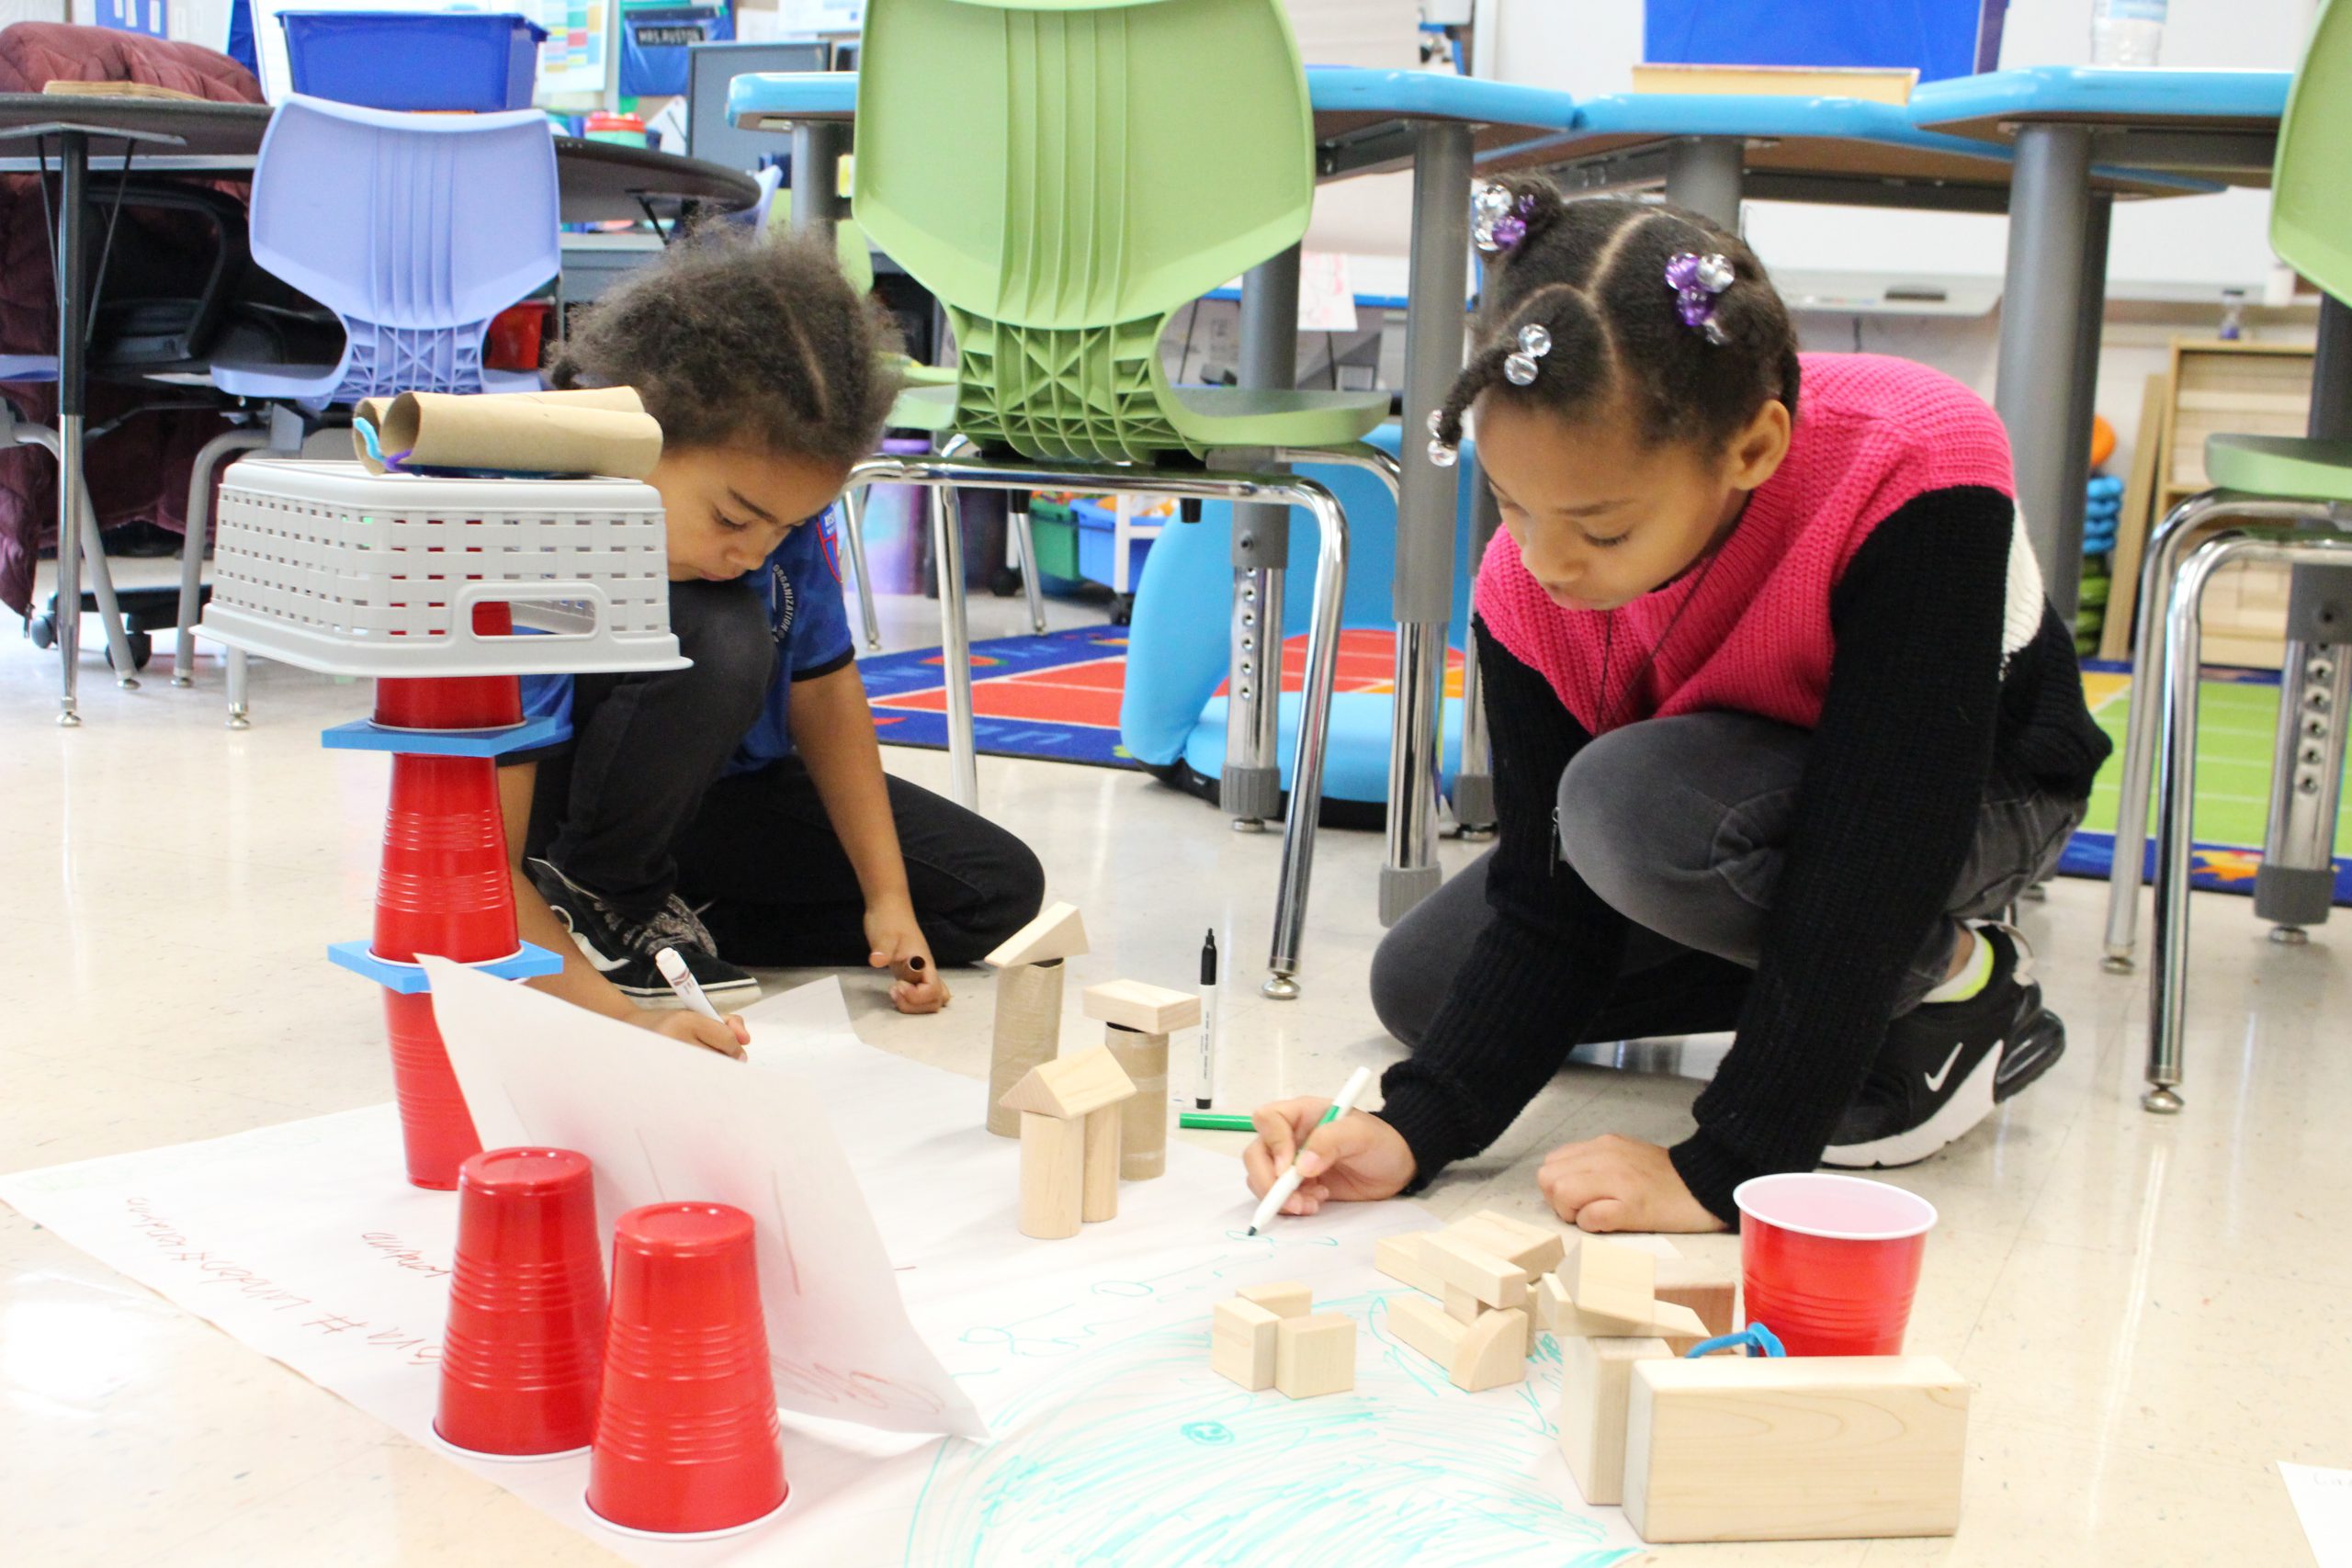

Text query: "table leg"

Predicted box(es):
[1450, 469, 1502, 838]
[1384, 121, 1474, 925]
[2255, 293, 2352, 938]
[1995, 123, 2094, 624]
[1663, 136, 1744, 230]
[2048, 190, 2113, 629]
[789, 121, 849, 237]
[52, 130, 89, 726]
[1225, 247, 1299, 830]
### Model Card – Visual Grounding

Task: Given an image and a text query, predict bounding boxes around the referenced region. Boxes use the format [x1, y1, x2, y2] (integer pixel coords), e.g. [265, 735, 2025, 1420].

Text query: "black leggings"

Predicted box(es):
[518, 577, 1045, 967]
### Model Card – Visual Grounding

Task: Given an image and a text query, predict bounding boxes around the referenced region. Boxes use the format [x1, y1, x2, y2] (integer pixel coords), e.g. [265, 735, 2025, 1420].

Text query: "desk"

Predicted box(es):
[0, 94, 756, 725]
[729, 67, 1578, 927]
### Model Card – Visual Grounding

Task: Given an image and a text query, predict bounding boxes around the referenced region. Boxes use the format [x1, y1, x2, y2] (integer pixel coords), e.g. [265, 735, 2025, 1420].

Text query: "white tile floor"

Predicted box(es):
[4, 560, 2346, 1565]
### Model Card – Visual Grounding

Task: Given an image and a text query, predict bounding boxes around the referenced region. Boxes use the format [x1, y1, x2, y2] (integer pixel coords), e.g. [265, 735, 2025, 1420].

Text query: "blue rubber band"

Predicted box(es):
[1683, 1322, 1785, 1359]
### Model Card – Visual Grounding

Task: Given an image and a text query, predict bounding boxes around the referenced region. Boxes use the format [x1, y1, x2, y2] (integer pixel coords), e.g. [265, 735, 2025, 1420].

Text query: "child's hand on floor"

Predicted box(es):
[631, 1009, 749, 1060]
[1242, 1101, 1418, 1214]
[1537, 1134, 1724, 1234]
[865, 899, 950, 1015]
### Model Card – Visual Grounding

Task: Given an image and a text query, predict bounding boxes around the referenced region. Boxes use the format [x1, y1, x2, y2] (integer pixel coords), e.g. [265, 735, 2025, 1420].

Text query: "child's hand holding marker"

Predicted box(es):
[865, 901, 949, 1014]
[1243, 1081, 1416, 1221]
[650, 947, 751, 1059]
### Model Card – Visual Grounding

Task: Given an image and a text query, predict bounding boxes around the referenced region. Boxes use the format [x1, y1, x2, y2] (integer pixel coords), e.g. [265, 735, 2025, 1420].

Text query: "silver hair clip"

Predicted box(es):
[1425, 408, 1457, 468]
[1504, 321, 1553, 386]
[1473, 181, 1534, 254]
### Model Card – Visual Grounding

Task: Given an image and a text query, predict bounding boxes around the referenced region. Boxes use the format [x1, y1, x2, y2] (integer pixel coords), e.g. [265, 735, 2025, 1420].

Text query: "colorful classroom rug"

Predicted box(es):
[860, 634, 2352, 906]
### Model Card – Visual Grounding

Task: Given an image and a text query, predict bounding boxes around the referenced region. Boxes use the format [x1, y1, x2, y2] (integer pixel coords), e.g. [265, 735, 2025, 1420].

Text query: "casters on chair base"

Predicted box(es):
[1231, 818, 1268, 834]
[56, 705, 80, 728]
[2101, 949, 2136, 975]
[2269, 924, 2311, 946]
[227, 707, 250, 731]
[170, 673, 191, 688]
[1453, 825, 1497, 843]
[2142, 1086, 2184, 1114]
[1261, 972, 1299, 1001]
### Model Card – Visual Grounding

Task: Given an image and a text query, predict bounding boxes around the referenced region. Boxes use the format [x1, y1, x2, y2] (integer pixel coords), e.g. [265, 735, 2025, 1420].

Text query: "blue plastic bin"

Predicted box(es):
[1072, 498, 1158, 592]
[279, 12, 548, 112]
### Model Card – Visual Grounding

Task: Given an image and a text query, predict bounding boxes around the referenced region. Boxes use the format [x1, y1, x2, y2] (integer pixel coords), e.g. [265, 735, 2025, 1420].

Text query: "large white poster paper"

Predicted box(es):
[424, 957, 984, 1439]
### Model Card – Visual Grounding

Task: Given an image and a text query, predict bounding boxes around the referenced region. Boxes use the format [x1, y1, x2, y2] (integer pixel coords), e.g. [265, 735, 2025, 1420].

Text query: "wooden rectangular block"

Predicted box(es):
[1386, 1292, 1466, 1367]
[1623, 1357, 1970, 1544]
[1374, 1232, 1442, 1295]
[1546, 1284, 1710, 1342]
[1015, 1111, 1085, 1240]
[1273, 1313, 1356, 1399]
[1558, 1335, 1673, 1506]
[1442, 1282, 1484, 1326]
[1238, 1280, 1313, 1319]
[1426, 1233, 1529, 1310]
[1565, 1234, 1655, 1325]
[1460, 1210, 1568, 1276]
[1211, 1298, 1281, 1391]
[1081, 978, 1203, 1034]
[1656, 1267, 1737, 1357]
[1534, 1272, 1571, 1333]
[1079, 1102, 1121, 1223]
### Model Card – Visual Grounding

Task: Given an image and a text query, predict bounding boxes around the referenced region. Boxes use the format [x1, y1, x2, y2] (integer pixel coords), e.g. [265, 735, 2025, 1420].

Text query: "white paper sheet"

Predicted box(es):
[2283, 1463, 2352, 1568]
[0, 977, 1644, 1566]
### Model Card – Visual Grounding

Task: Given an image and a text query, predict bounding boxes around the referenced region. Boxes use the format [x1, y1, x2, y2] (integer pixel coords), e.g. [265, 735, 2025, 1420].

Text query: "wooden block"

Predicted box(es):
[1210, 1298, 1281, 1390]
[1238, 1280, 1312, 1319]
[1014, 1111, 1085, 1240]
[1656, 1266, 1737, 1357]
[1534, 1272, 1572, 1333]
[984, 960, 1064, 1137]
[1460, 1210, 1568, 1276]
[997, 1044, 1136, 1121]
[1442, 1282, 1485, 1325]
[1565, 1234, 1655, 1325]
[1623, 1356, 1969, 1544]
[1546, 1280, 1710, 1342]
[1079, 1103, 1121, 1223]
[1385, 1292, 1466, 1368]
[1449, 1307, 1529, 1393]
[1425, 1233, 1529, 1310]
[1273, 1313, 1356, 1399]
[1103, 1028, 1169, 1180]
[984, 900, 1088, 967]
[1081, 978, 1203, 1035]
[1558, 1335, 1673, 1506]
[1374, 1232, 1442, 1295]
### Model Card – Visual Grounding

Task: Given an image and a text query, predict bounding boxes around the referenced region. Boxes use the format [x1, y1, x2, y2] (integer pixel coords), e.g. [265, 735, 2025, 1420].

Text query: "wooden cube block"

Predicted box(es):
[1623, 1356, 1970, 1543]
[1374, 1232, 1442, 1295]
[1426, 1232, 1530, 1310]
[1210, 1298, 1281, 1391]
[1565, 1234, 1655, 1325]
[1238, 1280, 1312, 1319]
[1273, 1313, 1355, 1399]
[1557, 1335, 1673, 1505]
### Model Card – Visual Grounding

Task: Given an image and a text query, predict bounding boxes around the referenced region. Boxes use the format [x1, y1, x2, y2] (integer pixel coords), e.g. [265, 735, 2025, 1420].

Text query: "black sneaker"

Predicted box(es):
[526, 858, 759, 1002]
[1821, 924, 2068, 1169]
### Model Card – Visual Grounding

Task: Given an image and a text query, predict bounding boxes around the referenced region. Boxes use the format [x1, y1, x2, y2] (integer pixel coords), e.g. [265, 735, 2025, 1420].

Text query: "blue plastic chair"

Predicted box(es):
[1120, 426, 1482, 809]
[209, 96, 559, 402]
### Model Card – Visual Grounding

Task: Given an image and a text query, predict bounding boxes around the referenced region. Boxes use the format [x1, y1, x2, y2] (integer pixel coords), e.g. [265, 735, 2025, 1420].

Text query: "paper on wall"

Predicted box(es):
[424, 958, 985, 1439]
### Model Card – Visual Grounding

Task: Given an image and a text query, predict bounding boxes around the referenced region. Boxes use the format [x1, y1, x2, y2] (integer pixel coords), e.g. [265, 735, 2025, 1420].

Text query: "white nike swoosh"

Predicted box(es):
[1924, 1043, 1968, 1093]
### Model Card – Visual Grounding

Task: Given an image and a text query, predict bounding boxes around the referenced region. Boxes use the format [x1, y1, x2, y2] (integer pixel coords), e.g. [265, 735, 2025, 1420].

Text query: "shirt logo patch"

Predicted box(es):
[816, 508, 843, 584]
[769, 561, 797, 646]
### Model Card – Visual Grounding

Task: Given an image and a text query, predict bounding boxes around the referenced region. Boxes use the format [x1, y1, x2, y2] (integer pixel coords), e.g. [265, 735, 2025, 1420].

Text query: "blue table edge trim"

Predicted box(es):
[328, 941, 566, 993]
[321, 715, 571, 757]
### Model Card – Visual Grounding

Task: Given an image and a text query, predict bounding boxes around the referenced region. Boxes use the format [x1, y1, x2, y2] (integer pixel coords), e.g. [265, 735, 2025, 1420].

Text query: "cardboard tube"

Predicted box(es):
[1106, 1025, 1169, 1180]
[352, 388, 662, 479]
[987, 961, 1063, 1138]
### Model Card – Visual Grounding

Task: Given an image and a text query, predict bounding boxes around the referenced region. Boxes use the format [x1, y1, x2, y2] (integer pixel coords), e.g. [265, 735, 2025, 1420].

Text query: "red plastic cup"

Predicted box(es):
[375, 609, 524, 733]
[382, 990, 483, 1190]
[372, 752, 517, 965]
[587, 1202, 788, 1539]
[436, 1148, 607, 1458]
[1736, 1173, 1938, 1357]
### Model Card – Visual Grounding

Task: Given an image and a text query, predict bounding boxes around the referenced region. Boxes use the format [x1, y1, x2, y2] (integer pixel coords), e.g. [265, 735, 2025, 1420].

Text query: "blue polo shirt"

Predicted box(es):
[518, 509, 855, 773]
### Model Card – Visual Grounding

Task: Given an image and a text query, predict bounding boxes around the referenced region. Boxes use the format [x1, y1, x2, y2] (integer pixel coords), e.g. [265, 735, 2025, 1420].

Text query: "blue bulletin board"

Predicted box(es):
[1644, 0, 2007, 85]
[99, 0, 172, 39]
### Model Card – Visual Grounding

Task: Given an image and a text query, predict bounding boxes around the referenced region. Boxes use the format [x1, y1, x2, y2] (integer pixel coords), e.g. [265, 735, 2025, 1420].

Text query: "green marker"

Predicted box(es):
[1180, 1111, 1255, 1133]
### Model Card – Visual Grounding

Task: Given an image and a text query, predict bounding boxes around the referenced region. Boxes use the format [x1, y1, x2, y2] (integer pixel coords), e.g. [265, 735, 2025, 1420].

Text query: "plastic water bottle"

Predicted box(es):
[2089, 0, 2167, 66]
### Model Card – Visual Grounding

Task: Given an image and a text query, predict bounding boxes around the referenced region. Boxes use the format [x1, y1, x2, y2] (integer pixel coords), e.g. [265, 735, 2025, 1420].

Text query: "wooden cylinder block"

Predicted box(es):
[1105, 1025, 1168, 1180]
[986, 960, 1064, 1138]
[1016, 1111, 1085, 1239]
[1080, 1103, 1122, 1222]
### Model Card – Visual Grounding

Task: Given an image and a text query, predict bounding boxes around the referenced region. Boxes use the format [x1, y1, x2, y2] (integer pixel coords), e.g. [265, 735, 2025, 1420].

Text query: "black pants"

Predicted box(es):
[519, 578, 1046, 967]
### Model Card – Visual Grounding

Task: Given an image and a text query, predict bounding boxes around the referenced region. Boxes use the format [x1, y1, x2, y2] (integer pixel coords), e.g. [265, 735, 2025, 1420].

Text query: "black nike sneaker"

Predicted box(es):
[1822, 923, 2068, 1169]
[526, 858, 759, 1001]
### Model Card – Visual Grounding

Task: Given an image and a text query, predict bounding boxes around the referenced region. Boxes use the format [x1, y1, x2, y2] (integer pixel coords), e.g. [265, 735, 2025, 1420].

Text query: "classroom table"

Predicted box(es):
[0, 94, 757, 727]
[1914, 67, 2351, 953]
[729, 67, 1581, 941]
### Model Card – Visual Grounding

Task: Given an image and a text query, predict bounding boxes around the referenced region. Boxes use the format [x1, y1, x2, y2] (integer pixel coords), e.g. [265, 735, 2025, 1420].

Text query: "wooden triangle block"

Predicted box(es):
[1081, 978, 1202, 1034]
[1565, 1234, 1656, 1325]
[996, 1045, 1136, 1119]
[984, 901, 1089, 968]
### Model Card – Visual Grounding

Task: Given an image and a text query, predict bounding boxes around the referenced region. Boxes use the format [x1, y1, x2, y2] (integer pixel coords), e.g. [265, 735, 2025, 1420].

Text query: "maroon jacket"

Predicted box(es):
[0, 23, 262, 617]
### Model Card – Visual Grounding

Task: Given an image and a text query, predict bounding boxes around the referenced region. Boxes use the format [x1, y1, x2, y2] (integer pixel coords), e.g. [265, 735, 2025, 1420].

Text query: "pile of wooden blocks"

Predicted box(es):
[1209, 1280, 1355, 1400]
[1373, 1210, 1569, 1393]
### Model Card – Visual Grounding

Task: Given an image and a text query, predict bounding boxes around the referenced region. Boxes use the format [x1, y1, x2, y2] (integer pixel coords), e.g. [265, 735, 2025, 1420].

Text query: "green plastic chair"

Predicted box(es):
[2109, 0, 2352, 1113]
[843, 0, 1402, 998]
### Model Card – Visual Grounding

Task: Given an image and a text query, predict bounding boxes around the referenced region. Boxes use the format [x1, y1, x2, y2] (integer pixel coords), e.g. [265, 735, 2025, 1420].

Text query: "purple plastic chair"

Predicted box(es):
[191, 95, 561, 725]
[209, 95, 559, 402]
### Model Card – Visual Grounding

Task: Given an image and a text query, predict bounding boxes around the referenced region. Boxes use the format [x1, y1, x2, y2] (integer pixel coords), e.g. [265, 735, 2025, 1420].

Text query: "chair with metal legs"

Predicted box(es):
[842, 0, 1396, 997]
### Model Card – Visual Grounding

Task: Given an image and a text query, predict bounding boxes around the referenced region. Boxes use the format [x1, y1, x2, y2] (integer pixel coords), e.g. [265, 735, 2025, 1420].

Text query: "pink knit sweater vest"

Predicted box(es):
[1474, 353, 2018, 735]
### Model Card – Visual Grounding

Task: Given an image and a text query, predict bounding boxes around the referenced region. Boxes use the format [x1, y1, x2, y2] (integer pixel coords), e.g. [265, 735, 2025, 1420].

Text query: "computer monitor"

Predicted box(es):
[686, 39, 831, 174]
